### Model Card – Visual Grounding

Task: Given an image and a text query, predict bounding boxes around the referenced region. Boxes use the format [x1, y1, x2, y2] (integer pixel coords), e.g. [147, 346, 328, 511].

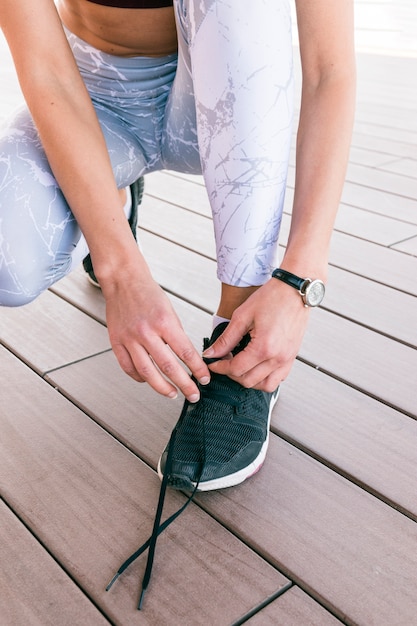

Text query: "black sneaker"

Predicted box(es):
[157, 322, 280, 492]
[82, 176, 145, 287]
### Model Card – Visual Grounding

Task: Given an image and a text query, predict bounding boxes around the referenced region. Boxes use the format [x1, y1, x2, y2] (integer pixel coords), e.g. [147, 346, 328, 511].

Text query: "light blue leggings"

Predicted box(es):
[0, 0, 294, 306]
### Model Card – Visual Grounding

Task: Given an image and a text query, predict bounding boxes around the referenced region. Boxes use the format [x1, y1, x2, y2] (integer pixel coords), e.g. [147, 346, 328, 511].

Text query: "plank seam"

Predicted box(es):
[272, 428, 417, 524]
[0, 495, 115, 626]
[318, 305, 417, 350]
[42, 348, 113, 377]
[229, 582, 293, 626]
[296, 356, 417, 421]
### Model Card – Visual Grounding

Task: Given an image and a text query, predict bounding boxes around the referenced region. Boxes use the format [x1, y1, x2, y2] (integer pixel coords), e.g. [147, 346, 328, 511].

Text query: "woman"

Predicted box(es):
[0, 0, 355, 490]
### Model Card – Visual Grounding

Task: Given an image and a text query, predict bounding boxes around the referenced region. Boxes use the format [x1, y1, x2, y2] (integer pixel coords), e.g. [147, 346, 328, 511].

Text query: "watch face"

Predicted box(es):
[305, 280, 325, 306]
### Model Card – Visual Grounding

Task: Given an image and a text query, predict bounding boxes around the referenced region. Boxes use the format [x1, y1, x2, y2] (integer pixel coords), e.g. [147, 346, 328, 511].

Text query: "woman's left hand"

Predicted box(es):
[203, 278, 311, 391]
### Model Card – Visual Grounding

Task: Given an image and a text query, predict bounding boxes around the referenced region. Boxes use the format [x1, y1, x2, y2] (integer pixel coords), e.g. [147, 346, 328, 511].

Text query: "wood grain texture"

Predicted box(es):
[0, 289, 110, 374]
[0, 502, 109, 626]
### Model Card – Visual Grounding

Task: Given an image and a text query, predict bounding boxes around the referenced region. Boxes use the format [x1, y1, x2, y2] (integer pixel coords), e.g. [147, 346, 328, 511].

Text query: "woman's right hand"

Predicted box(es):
[102, 269, 211, 402]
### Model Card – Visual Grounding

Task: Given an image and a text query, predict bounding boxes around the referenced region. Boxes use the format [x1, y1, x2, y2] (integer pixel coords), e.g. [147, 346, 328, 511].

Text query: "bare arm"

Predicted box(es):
[206, 0, 356, 389]
[1, 0, 209, 399]
[283, 0, 356, 279]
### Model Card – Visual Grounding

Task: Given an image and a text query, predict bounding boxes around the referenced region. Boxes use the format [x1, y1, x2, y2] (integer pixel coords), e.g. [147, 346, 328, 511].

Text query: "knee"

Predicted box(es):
[0, 262, 47, 307]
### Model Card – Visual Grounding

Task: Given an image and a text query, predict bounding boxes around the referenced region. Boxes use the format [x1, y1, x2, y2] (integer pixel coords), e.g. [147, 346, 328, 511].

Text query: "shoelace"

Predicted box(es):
[105, 394, 205, 609]
[106, 343, 249, 609]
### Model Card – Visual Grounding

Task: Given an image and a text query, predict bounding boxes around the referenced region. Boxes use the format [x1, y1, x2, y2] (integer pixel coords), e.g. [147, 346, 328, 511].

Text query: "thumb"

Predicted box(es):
[203, 319, 249, 358]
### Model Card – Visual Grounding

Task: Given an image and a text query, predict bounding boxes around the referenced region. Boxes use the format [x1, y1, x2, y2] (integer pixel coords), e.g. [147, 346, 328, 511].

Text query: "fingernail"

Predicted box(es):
[199, 376, 210, 385]
[189, 393, 200, 403]
[168, 391, 178, 399]
[203, 347, 214, 357]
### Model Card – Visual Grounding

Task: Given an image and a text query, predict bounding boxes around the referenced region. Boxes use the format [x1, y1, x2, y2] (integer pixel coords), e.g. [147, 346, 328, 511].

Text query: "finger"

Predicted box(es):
[163, 331, 211, 386]
[112, 343, 146, 383]
[117, 342, 180, 398]
[203, 317, 250, 359]
[252, 370, 285, 393]
[145, 338, 205, 402]
[210, 356, 285, 392]
[209, 353, 269, 386]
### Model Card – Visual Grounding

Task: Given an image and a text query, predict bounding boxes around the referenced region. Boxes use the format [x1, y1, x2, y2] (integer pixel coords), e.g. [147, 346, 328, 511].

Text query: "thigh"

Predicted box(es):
[161, 2, 202, 174]
[0, 106, 81, 305]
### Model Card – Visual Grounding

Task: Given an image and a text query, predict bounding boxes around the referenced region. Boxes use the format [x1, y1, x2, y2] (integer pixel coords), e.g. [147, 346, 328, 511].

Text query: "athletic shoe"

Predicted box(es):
[82, 176, 145, 287]
[157, 322, 280, 491]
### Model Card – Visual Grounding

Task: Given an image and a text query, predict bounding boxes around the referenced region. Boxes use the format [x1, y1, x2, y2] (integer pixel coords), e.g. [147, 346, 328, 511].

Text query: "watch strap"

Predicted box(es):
[271, 268, 308, 292]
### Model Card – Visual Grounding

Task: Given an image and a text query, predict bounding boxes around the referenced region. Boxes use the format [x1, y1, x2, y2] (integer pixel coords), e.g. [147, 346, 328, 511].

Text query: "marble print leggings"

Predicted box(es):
[0, 0, 294, 306]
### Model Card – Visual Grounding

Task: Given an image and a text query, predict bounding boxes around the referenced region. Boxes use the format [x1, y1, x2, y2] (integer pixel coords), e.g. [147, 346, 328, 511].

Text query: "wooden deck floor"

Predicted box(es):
[1, 6, 417, 625]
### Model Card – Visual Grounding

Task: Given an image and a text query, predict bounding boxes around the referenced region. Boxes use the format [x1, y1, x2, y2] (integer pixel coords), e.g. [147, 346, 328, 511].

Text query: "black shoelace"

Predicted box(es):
[106, 385, 206, 610]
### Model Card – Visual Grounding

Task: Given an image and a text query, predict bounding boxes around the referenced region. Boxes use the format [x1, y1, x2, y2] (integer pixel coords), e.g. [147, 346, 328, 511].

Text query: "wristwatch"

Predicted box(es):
[272, 268, 325, 307]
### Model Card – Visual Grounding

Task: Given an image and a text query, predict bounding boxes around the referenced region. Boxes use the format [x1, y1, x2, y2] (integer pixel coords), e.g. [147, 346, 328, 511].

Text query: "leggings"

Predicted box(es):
[0, 0, 294, 307]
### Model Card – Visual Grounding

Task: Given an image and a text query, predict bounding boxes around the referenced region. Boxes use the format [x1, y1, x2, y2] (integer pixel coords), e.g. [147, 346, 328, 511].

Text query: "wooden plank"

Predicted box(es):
[274, 360, 417, 520]
[139, 228, 220, 313]
[324, 265, 417, 347]
[351, 130, 417, 160]
[327, 229, 417, 296]
[0, 289, 110, 374]
[195, 438, 417, 626]
[149, 168, 417, 245]
[1, 346, 289, 625]
[380, 157, 417, 179]
[43, 303, 210, 468]
[51, 267, 107, 324]
[144, 171, 211, 218]
[346, 163, 417, 200]
[345, 146, 400, 169]
[392, 235, 417, 255]
[51, 231, 416, 417]
[340, 179, 417, 224]
[140, 194, 216, 260]
[139, 193, 417, 346]
[353, 120, 417, 150]
[246, 586, 342, 625]
[302, 308, 417, 417]
[50, 228, 417, 419]
[0, 501, 109, 626]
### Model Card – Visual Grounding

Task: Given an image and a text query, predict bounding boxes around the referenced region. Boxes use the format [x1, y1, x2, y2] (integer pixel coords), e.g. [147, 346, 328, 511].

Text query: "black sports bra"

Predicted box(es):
[86, 0, 173, 7]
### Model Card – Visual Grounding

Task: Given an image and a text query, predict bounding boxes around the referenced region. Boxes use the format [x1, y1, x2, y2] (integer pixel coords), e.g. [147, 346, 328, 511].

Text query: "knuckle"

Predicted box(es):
[178, 346, 196, 364]
[159, 359, 177, 377]
[136, 363, 154, 380]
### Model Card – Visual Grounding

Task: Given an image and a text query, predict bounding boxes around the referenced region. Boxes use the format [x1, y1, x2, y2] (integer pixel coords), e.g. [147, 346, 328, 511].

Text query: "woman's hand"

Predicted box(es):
[103, 272, 211, 402]
[203, 279, 310, 391]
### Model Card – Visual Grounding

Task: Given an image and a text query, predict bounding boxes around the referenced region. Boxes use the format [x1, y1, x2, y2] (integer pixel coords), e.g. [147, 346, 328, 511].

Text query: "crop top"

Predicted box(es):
[86, 0, 173, 7]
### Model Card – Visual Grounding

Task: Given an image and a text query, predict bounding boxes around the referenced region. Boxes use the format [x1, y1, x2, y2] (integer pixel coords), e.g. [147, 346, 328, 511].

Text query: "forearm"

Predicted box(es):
[282, 69, 356, 280]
